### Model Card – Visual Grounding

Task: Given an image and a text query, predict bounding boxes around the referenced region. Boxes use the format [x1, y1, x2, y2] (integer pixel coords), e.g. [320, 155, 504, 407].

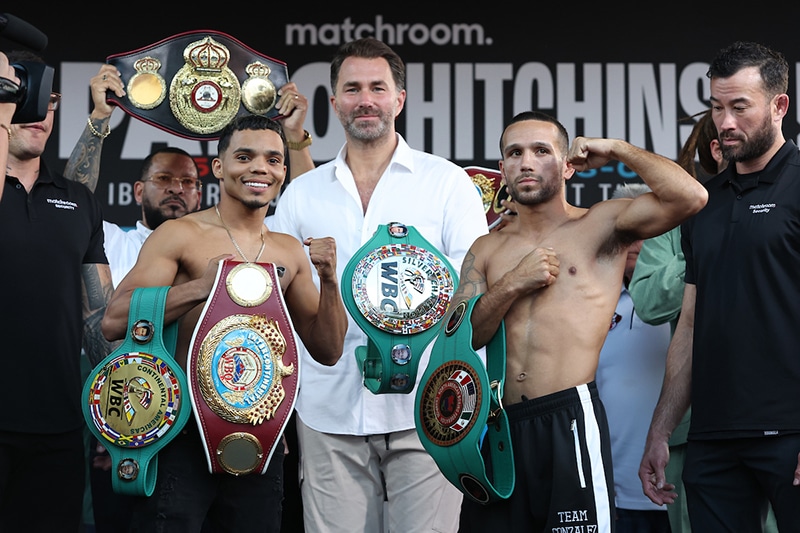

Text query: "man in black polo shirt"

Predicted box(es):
[0, 50, 114, 531]
[640, 41, 800, 531]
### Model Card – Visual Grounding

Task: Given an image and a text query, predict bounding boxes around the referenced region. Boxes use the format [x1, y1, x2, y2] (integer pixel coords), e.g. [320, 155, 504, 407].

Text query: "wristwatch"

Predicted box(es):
[286, 129, 312, 150]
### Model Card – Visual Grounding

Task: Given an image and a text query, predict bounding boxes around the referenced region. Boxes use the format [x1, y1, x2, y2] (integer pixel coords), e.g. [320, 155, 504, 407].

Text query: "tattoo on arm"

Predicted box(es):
[82, 264, 118, 366]
[64, 122, 106, 192]
[452, 251, 485, 301]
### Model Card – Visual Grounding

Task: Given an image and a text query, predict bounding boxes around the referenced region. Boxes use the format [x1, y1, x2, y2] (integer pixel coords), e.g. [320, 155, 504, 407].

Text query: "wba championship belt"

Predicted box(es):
[82, 286, 190, 497]
[106, 30, 289, 140]
[464, 166, 508, 230]
[415, 295, 515, 504]
[341, 222, 458, 394]
[187, 260, 298, 475]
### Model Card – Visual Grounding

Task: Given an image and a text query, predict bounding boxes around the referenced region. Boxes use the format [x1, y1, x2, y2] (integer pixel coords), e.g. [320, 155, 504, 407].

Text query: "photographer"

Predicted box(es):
[0, 50, 115, 532]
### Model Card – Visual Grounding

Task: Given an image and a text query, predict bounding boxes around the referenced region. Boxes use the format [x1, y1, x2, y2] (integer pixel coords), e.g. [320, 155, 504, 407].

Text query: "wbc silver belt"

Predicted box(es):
[341, 222, 458, 394]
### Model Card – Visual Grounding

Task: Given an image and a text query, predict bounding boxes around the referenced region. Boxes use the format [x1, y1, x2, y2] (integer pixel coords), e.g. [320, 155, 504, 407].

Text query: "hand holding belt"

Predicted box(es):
[341, 222, 458, 394]
[82, 286, 190, 497]
[106, 29, 289, 140]
[415, 295, 515, 504]
[187, 260, 298, 475]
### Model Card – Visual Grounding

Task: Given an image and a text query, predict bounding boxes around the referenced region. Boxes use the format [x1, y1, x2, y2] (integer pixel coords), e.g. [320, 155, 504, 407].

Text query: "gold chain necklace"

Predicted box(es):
[215, 204, 266, 263]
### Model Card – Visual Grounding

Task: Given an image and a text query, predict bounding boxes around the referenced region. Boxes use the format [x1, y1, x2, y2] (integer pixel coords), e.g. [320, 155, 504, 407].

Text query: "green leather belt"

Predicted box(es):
[82, 286, 191, 496]
[415, 295, 515, 504]
[341, 222, 458, 394]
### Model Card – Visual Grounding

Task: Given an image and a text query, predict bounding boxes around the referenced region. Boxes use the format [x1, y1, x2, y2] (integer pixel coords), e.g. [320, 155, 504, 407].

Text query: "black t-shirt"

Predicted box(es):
[683, 141, 800, 439]
[0, 161, 107, 433]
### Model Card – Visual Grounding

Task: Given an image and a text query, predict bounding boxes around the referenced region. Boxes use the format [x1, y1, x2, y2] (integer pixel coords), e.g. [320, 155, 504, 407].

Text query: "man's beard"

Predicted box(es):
[720, 114, 776, 163]
[239, 197, 271, 210]
[142, 197, 187, 230]
[506, 174, 561, 206]
[339, 107, 392, 142]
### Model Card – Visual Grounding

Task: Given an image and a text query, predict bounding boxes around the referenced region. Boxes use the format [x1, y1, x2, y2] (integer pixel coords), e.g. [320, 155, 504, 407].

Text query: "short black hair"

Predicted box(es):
[500, 111, 570, 156]
[707, 41, 788, 97]
[216, 114, 286, 158]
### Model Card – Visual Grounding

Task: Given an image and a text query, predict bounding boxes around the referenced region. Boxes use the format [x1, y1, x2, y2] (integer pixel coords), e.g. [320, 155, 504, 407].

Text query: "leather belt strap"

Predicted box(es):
[187, 260, 298, 475]
[106, 29, 289, 140]
[341, 222, 458, 394]
[82, 286, 190, 496]
[415, 295, 515, 504]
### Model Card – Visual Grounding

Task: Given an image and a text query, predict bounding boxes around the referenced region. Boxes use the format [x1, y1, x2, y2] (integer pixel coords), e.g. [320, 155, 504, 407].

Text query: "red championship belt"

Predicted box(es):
[106, 30, 289, 140]
[187, 260, 298, 475]
[464, 166, 508, 230]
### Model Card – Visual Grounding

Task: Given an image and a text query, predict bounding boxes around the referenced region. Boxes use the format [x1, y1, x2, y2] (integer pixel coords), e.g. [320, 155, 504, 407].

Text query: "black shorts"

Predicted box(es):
[460, 382, 614, 532]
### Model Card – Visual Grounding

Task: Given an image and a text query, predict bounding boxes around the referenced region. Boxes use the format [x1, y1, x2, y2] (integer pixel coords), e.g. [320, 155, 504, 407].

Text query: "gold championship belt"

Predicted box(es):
[464, 166, 508, 230]
[106, 30, 289, 140]
[82, 286, 191, 496]
[187, 260, 298, 475]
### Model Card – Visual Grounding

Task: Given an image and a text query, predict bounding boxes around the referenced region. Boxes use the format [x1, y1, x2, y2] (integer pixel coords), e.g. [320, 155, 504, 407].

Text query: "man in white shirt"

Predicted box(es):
[270, 37, 488, 532]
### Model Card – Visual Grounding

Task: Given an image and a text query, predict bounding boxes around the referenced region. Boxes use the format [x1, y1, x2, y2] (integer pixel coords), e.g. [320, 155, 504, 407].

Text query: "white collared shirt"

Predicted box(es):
[270, 134, 488, 435]
[102, 220, 152, 287]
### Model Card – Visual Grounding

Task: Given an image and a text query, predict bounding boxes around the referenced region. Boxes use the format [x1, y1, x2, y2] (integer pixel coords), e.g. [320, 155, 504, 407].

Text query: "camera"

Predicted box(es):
[0, 13, 52, 123]
[0, 61, 55, 124]
[7, 61, 54, 123]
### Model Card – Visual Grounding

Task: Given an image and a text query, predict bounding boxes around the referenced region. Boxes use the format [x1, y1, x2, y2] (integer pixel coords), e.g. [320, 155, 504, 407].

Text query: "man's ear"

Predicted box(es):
[564, 161, 577, 181]
[211, 158, 222, 179]
[133, 181, 145, 205]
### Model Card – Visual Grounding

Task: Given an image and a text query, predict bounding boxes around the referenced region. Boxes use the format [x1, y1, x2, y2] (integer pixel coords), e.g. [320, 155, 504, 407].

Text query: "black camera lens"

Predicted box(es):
[7, 61, 53, 124]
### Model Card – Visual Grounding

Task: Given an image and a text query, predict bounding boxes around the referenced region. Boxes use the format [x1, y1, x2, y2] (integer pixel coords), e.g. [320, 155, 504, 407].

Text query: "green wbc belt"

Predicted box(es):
[415, 295, 515, 504]
[341, 222, 458, 394]
[82, 286, 190, 497]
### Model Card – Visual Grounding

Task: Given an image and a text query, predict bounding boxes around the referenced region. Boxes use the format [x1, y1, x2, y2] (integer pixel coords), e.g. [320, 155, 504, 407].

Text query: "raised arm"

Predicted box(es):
[275, 82, 315, 180]
[282, 234, 347, 366]
[568, 137, 708, 240]
[63, 64, 125, 191]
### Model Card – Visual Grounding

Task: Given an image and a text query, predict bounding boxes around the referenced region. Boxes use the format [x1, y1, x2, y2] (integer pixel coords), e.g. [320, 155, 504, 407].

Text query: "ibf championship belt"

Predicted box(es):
[187, 260, 298, 475]
[464, 166, 508, 231]
[341, 222, 457, 394]
[106, 29, 289, 140]
[82, 286, 190, 496]
[415, 295, 515, 504]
